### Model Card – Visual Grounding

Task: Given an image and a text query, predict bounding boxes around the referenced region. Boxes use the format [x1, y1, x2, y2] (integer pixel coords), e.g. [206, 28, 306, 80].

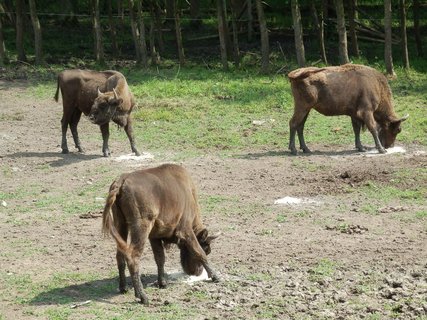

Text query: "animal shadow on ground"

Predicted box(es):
[5, 151, 101, 167]
[237, 148, 364, 159]
[29, 275, 160, 306]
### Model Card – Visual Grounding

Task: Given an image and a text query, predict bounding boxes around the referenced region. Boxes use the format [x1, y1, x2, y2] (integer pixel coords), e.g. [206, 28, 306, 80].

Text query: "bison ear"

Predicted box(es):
[197, 229, 209, 242]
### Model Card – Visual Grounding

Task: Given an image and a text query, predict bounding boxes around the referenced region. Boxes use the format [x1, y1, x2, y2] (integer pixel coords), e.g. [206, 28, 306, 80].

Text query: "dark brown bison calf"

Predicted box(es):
[54, 69, 140, 157]
[288, 64, 408, 155]
[102, 164, 220, 304]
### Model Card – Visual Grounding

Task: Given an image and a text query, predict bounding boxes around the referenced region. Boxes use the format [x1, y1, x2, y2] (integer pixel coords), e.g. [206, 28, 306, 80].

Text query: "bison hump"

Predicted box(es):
[288, 67, 326, 80]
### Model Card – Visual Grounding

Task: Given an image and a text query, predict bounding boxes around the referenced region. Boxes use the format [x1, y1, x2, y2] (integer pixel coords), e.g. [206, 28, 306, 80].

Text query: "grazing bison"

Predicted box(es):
[287, 64, 408, 155]
[54, 69, 140, 157]
[102, 164, 220, 304]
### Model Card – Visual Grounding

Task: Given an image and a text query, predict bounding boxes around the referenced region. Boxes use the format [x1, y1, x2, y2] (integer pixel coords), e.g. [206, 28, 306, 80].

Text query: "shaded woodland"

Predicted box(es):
[0, 0, 426, 75]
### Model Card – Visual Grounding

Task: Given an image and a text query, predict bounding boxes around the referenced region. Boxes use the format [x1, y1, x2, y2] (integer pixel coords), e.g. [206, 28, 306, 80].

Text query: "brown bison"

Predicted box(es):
[102, 164, 220, 304]
[288, 64, 408, 155]
[54, 69, 140, 157]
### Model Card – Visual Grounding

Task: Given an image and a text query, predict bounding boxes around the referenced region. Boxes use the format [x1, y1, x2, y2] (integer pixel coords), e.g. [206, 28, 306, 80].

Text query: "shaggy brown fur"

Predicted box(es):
[54, 69, 140, 157]
[287, 64, 408, 155]
[102, 164, 220, 305]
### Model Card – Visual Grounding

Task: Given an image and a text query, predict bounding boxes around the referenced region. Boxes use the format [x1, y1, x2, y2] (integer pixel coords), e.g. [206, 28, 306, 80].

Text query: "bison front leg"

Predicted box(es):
[150, 239, 167, 288]
[70, 110, 84, 153]
[185, 233, 220, 283]
[363, 112, 386, 153]
[100, 123, 111, 157]
[124, 117, 141, 156]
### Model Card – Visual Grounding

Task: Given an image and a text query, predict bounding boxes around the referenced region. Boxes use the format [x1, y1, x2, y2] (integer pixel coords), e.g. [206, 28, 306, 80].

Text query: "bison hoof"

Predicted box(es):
[61, 149, 69, 154]
[119, 287, 128, 294]
[77, 147, 85, 153]
[301, 147, 311, 154]
[289, 148, 298, 155]
[138, 296, 149, 305]
[103, 152, 111, 157]
[158, 281, 167, 289]
[357, 146, 366, 152]
[211, 275, 220, 283]
[378, 148, 387, 154]
[134, 150, 141, 157]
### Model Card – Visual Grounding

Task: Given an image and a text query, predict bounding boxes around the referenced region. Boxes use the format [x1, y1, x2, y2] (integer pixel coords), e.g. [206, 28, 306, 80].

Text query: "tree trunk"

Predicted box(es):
[384, 0, 395, 77]
[413, 0, 423, 57]
[136, 0, 148, 67]
[28, 0, 43, 65]
[217, 0, 228, 70]
[165, 0, 174, 26]
[399, 0, 409, 69]
[15, 0, 26, 62]
[334, 0, 349, 64]
[0, 14, 6, 66]
[153, 2, 165, 55]
[291, 0, 305, 67]
[174, 0, 185, 65]
[348, 0, 359, 58]
[149, 8, 159, 66]
[247, 0, 253, 42]
[230, 0, 240, 67]
[128, 0, 142, 63]
[107, 0, 119, 57]
[190, 0, 202, 29]
[310, 2, 327, 64]
[92, 0, 104, 64]
[256, 0, 269, 73]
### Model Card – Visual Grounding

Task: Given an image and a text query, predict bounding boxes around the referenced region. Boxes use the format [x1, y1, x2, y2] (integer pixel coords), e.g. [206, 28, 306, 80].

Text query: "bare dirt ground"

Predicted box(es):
[0, 79, 426, 319]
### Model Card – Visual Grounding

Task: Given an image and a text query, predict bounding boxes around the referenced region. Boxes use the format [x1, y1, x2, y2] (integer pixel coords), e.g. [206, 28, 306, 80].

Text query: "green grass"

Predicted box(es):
[309, 258, 337, 283]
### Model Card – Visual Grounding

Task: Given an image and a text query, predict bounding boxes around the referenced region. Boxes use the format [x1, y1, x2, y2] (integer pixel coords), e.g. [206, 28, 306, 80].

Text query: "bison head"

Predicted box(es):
[88, 88, 123, 125]
[378, 115, 409, 148]
[179, 229, 220, 276]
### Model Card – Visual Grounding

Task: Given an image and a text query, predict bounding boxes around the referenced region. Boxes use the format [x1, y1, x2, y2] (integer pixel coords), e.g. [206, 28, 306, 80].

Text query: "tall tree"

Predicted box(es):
[28, 0, 43, 65]
[190, 0, 202, 29]
[310, 2, 327, 64]
[173, 0, 185, 65]
[0, 5, 7, 66]
[291, 0, 305, 67]
[15, 0, 26, 62]
[399, 0, 409, 69]
[384, 0, 395, 77]
[91, 0, 104, 64]
[230, 0, 240, 67]
[107, 0, 119, 57]
[217, 0, 228, 70]
[136, 0, 148, 67]
[247, 0, 253, 42]
[153, 2, 165, 55]
[413, 0, 422, 57]
[256, 0, 269, 73]
[335, 0, 349, 64]
[128, 0, 147, 66]
[348, 0, 359, 58]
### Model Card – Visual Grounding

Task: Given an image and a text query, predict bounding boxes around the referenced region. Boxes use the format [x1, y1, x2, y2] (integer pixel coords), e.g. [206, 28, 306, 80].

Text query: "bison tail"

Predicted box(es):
[54, 75, 60, 102]
[102, 180, 129, 255]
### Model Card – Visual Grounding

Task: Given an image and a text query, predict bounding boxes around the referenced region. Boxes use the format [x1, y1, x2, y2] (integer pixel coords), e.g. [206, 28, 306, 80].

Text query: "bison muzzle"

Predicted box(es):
[287, 64, 408, 155]
[102, 164, 220, 304]
[54, 69, 140, 157]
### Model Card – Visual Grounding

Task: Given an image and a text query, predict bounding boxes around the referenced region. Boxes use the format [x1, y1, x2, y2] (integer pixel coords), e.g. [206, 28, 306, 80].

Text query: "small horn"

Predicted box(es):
[113, 87, 118, 99]
[97, 87, 102, 96]
[206, 232, 222, 242]
[400, 114, 409, 122]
